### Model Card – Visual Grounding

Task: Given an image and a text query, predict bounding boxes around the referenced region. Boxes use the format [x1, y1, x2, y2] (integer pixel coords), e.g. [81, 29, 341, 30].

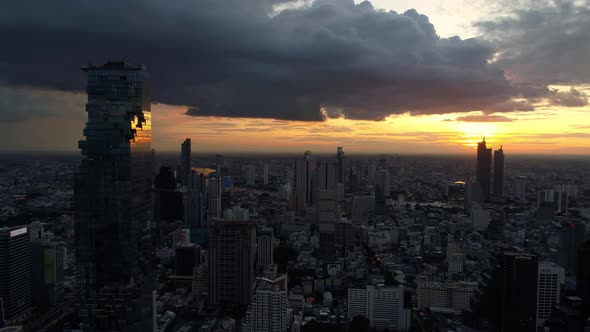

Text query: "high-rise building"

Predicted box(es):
[486, 252, 539, 332]
[559, 221, 585, 274]
[208, 219, 256, 309]
[336, 147, 345, 184]
[538, 189, 569, 214]
[180, 138, 191, 186]
[242, 274, 288, 332]
[257, 227, 274, 270]
[515, 176, 527, 201]
[536, 261, 564, 327]
[577, 241, 590, 315]
[75, 62, 152, 308]
[367, 163, 376, 186]
[263, 164, 269, 185]
[294, 151, 315, 213]
[493, 146, 505, 196]
[208, 176, 222, 220]
[347, 285, 411, 331]
[0, 226, 31, 322]
[476, 137, 492, 199]
[245, 165, 256, 185]
[471, 203, 490, 231]
[317, 160, 338, 191]
[31, 240, 64, 309]
[185, 170, 207, 228]
[375, 170, 391, 198]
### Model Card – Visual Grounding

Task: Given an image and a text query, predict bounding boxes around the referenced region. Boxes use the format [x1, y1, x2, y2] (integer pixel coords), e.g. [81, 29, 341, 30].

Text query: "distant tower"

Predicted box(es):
[181, 138, 191, 185]
[208, 219, 256, 309]
[0, 226, 32, 321]
[375, 170, 391, 198]
[294, 151, 315, 213]
[476, 137, 492, 199]
[493, 146, 505, 196]
[558, 221, 585, 274]
[31, 240, 65, 309]
[208, 176, 222, 220]
[336, 147, 345, 184]
[263, 164, 269, 185]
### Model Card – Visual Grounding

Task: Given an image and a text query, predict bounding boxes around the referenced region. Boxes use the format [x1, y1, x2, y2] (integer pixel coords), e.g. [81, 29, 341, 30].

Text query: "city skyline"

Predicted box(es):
[1, 0, 589, 155]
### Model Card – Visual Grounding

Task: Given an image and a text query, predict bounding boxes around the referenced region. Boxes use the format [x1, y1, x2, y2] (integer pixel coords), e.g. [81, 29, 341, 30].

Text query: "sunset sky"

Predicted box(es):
[1, 0, 589, 154]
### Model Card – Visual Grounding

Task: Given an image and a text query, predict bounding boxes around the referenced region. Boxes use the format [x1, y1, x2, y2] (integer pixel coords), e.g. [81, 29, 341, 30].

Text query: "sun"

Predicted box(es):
[455, 122, 497, 148]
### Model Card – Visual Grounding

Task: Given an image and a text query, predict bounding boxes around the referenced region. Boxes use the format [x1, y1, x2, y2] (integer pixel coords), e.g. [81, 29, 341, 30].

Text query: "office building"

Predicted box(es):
[367, 163, 376, 186]
[351, 196, 375, 224]
[175, 245, 201, 276]
[347, 285, 410, 331]
[31, 240, 64, 309]
[487, 252, 538, 332]
[537, 190, 568, 214]
[208, 219, 256, 308]
[0, 226, 31, 321]
[536, 261, 564, 327]
[185, 170, 207, 228]
[180, 138, 191, 185]
[577, 241, 590, 315]
[471, 203, 490, 231]
[245, 165, 256, 186]
[493, 146, 504, 196]
[208, 176, 222, 220]
[257, 227, 274, 270]
[515, 176, 527, 201]
[375, 170, 391, 198]
[476, 137, 492, 199]
[317, 160, 338, 191]
[417, 280, 477, 311]
[559, 221, 585, 274]
[263, 164, 269, 185]
[242, 274, 288, 332]
[336, 147, 345, 184]
[75, 62, 152, 311]
[294, 151, 315, 213]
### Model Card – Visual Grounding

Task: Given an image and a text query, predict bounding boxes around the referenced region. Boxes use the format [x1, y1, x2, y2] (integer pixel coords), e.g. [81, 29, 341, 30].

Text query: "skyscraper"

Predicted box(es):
[487, 252, 539, 332]
[294, 151, 315, 213]
[208, 175, 222, 220]
[0, 226, 31, 322]
[559, 221, 585, 274]
[347, 285, 411, 331]
[336, 147, 345, 184]
[493, 146, 505, 196]
[180, 138, 191, 186]
[75, 62, 152, 319]
[375, 170, 391, 198]
[208, 219, 256, 309]
[577, 241, 590, 315]
[263, 164, 269, 185]
[476, 137, 492, 199]
[185, 170, 207, 228]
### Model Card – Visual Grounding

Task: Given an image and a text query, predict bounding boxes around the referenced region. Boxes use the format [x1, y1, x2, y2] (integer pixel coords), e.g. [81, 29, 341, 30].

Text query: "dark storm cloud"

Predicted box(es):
[0, 86, 85, 122]
[0, 0, 574, 121]
[476, 0, 590, 84]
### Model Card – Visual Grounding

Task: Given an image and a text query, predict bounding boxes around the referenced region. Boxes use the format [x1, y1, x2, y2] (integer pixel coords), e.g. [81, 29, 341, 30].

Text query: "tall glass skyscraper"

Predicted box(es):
[476, 137, 492, 199]
[75, 62, 152, 301]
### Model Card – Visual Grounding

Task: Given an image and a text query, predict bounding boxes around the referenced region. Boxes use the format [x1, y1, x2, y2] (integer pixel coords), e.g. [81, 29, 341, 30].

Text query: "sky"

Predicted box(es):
[0, 0, 589, 154]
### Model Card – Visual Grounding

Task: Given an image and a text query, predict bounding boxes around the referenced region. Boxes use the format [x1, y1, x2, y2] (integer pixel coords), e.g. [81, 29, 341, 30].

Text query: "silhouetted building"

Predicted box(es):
[185, 170, 207, 228]
[31, 240, 64, 309]
[578, 241, 590, 315]
[559, 221, 585, 275]
[175, 245, 200, 276]
[293, 151, 315, 214]
[487, 252, 539, 332]
[154, 166, 183, 221]
[493, 146, 504, 196]
[476, 137, 492, 199]
[180, 138, 191, 185]
[208, 219, 256, 310]
[256, 227, 274, 270]
[75, 61, 152, 327]
[208, 176, 222, 220]
[337, 147, 345, 184]
[0, 226, 31, 322]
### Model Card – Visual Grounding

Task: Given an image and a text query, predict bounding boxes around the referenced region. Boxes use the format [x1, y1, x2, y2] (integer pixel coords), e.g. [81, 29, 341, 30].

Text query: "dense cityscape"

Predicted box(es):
[0, 61, 589, 332]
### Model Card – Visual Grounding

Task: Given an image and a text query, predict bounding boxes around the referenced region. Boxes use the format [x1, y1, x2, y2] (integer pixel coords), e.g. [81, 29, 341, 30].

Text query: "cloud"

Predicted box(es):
[0, 86, 86, 122]
[454, 114, 513, 122]
[548, 88, 588, 107]
[0, 0, 523, 121]
[476, 0, 590, 84]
